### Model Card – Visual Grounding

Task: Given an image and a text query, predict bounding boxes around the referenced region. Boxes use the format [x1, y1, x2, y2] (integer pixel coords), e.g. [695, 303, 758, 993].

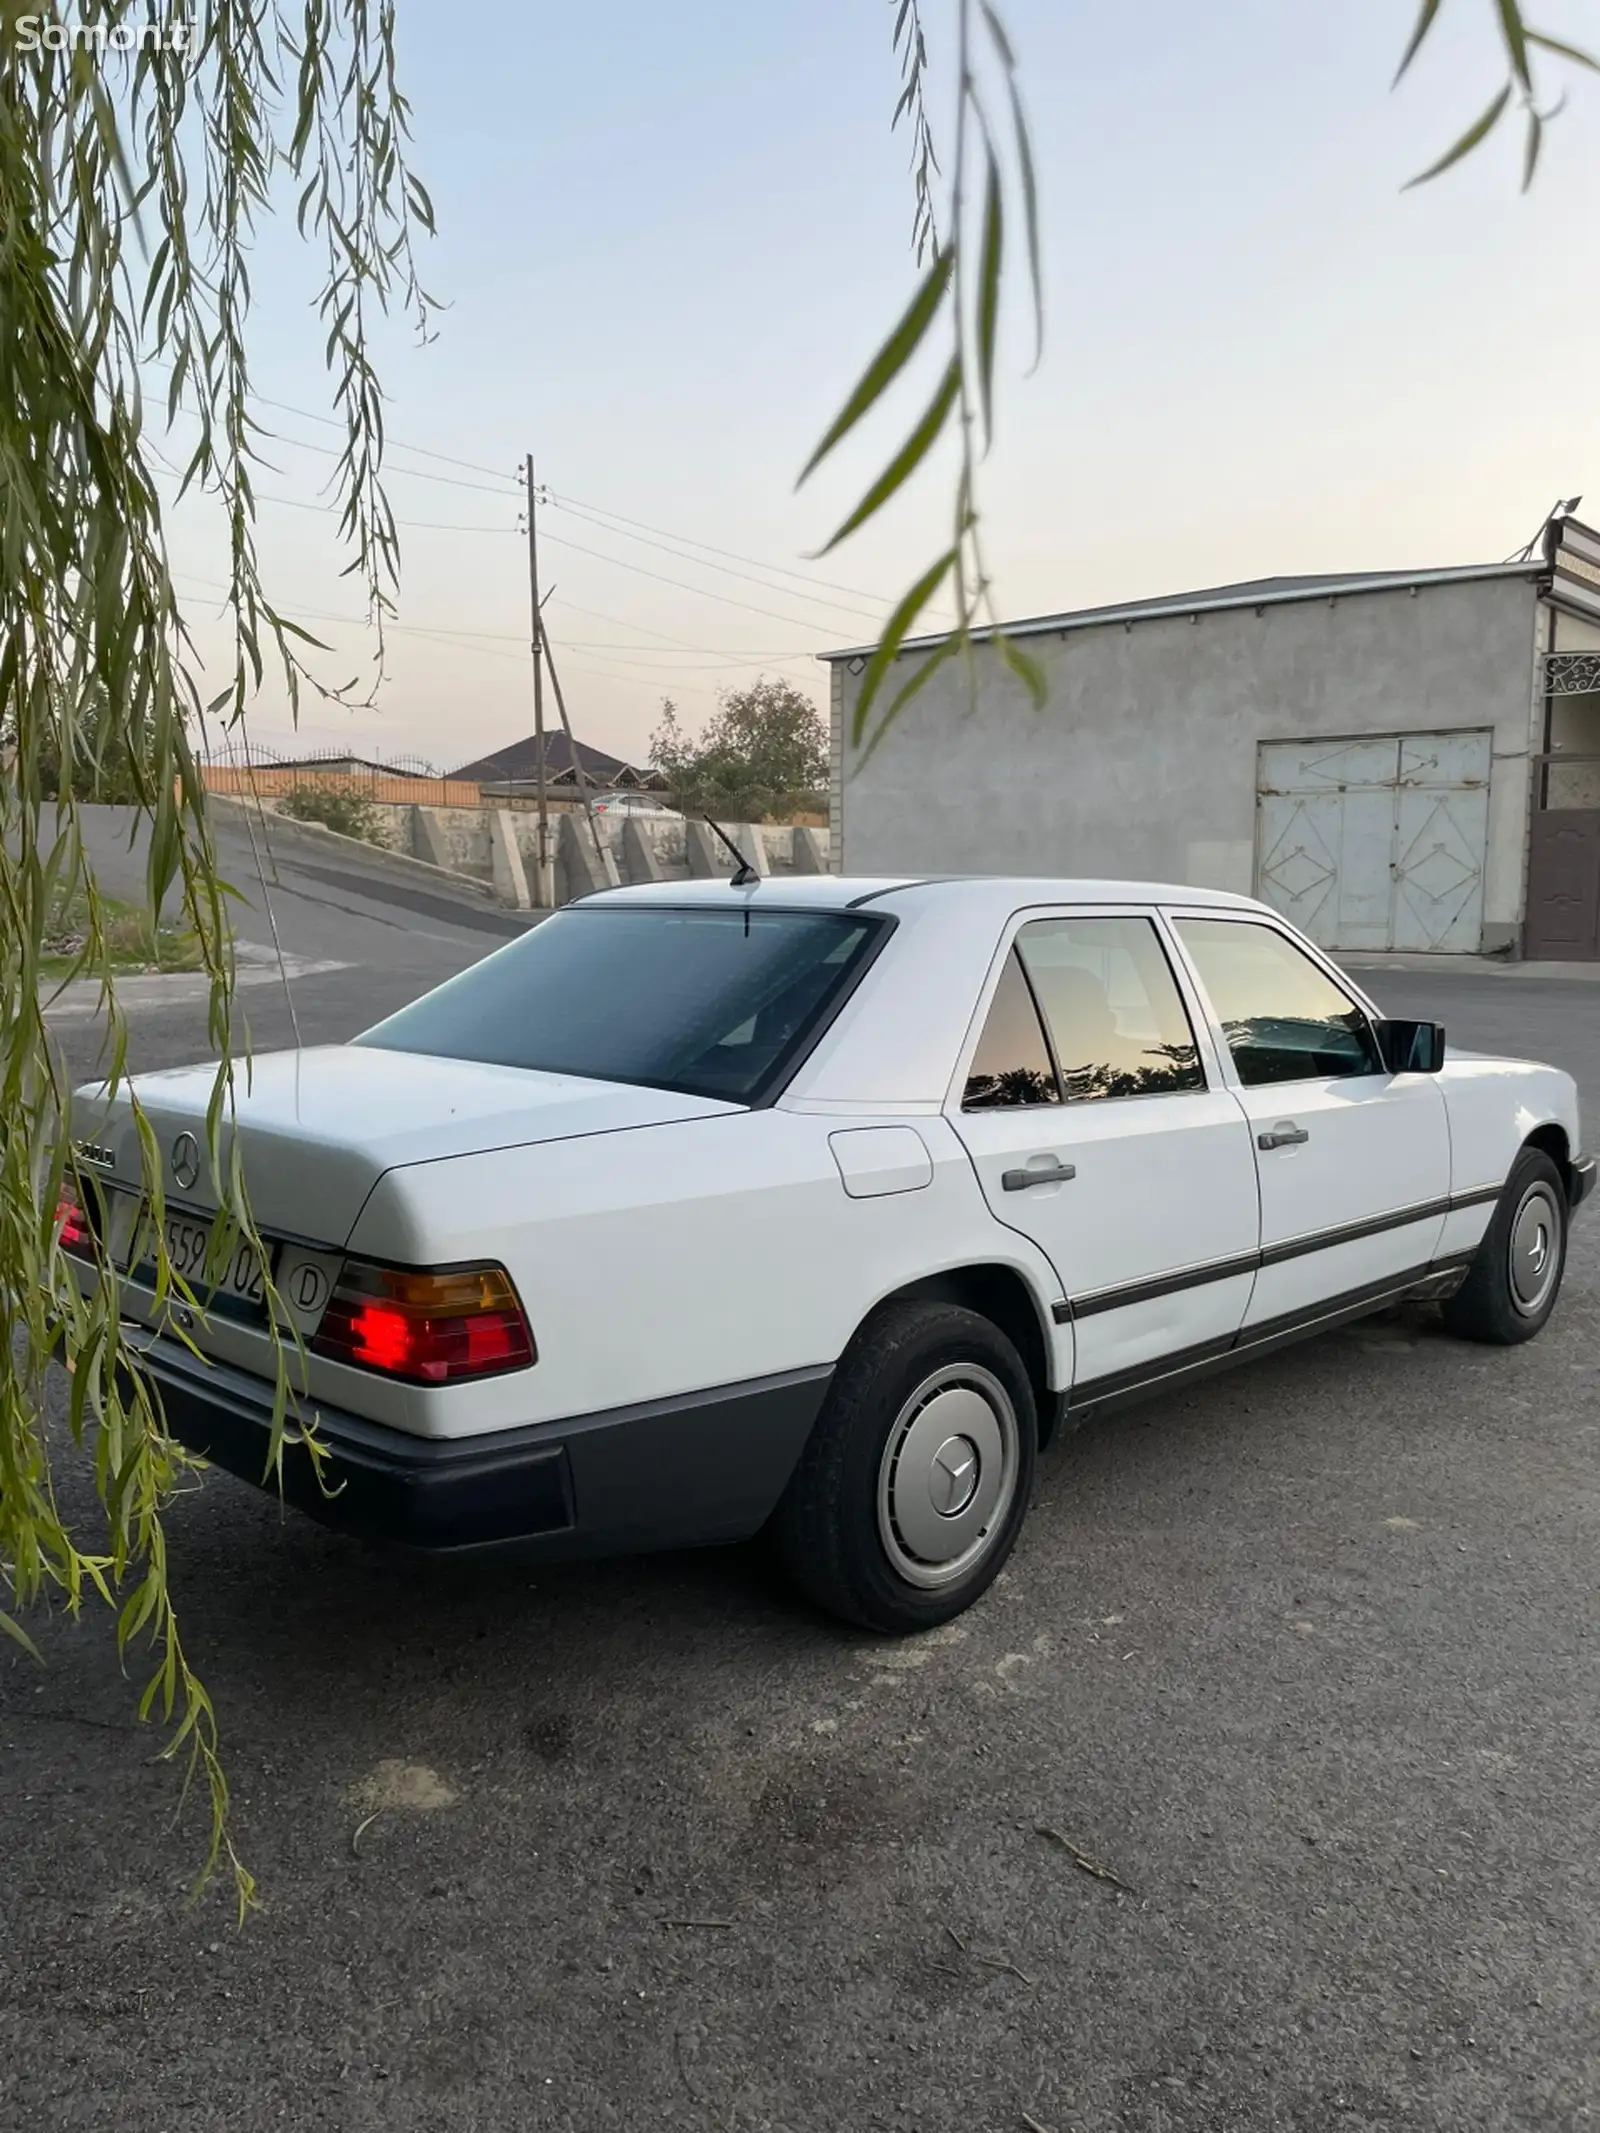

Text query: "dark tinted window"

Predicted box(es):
[355, 904, 881, 1104]
[1016, 915, 1206, 1102]
[963, 950, 1059, 1109]
[1177, 918, 1381, 1086]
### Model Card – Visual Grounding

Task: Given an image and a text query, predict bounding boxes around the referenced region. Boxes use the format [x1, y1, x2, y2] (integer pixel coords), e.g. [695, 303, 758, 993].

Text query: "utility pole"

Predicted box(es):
[523, 455, 554, 907]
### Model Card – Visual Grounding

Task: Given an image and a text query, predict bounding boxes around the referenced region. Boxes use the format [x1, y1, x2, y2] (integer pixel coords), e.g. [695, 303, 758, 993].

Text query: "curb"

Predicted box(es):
[42, 955, 350, 1018]
[1341, 953, 1600, 984]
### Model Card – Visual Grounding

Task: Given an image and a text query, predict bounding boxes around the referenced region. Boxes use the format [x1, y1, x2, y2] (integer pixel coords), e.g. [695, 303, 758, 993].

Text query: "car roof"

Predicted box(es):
[574, 874, 1310, 1112]
[587, 875, 1263, 915]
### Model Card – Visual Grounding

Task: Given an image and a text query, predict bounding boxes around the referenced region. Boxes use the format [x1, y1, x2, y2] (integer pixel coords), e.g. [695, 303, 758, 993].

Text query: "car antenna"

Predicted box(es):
[704, 815, 757, 888]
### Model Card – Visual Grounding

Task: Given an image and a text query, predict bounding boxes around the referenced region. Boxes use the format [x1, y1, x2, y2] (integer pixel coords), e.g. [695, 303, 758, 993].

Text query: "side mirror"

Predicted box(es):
[1374, 1018, 1446, 1074]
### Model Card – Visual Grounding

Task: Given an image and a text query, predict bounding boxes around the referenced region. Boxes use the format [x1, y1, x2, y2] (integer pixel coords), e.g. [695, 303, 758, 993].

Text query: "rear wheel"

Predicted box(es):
[774, 1300, 1036, 1633]
[1443, 1147, 1568, 1346]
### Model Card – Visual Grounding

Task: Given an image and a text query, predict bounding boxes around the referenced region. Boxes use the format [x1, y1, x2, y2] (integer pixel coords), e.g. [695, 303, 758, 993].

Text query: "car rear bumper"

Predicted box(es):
[127, 1330, 831, 1556]
[1572, 1155, 1597, 1213]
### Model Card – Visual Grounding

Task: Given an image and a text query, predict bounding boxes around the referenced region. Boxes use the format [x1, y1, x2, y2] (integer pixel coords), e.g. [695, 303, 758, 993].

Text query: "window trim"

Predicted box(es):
[959, 943, 1062, 1113]
[949, 905, 1221, 1116]
[1160, 911, 1385, 1092]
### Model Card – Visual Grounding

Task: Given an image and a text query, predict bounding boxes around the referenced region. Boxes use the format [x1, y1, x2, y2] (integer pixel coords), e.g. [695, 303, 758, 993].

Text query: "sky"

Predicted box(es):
[161, 0, 1600, 774]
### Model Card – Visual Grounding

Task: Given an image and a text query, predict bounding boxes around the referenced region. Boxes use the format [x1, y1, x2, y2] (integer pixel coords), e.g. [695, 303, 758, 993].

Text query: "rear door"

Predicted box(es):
[1169, 914, 1451, 1329]
[950, 909, 1261, 1397]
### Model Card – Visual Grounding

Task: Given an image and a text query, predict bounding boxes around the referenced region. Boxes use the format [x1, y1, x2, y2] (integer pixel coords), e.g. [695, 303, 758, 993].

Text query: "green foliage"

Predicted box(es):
[1395, 2, 1597, 192]
[40, 894, 204, 979]
[799, 0, 1045, 765]
[0, 2, 433, 1914]
[277, 785, 392, 846]
[801, 0, 1595, 770]
[27, 687, 161, 804]
[649, 680, 828, 823]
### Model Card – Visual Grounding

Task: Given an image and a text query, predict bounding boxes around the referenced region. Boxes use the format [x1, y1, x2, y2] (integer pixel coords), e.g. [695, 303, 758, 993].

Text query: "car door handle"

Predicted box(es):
[1001, 1158, 1077, 1191]
[1258, 1122, 1310, 1151]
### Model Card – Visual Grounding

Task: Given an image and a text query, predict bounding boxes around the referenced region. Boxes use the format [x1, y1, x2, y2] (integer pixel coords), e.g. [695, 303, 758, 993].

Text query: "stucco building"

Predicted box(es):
[822, 512, 1600, 960]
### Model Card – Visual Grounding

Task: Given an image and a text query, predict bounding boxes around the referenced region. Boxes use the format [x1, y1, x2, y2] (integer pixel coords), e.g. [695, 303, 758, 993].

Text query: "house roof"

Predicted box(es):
[448, 731, 643, 786]
[818, 559, 1546, 662]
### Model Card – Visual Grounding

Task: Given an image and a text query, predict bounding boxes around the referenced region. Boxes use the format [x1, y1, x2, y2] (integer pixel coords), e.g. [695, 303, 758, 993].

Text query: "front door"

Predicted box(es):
[1170, 915, 1452, 1329]
[1526, 808, 1600, 960]
[951, 912, 1261, 1396]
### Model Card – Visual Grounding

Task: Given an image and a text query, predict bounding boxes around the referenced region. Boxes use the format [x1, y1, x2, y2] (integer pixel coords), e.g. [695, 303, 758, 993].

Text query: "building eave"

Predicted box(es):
[818, 560, 1547, 664]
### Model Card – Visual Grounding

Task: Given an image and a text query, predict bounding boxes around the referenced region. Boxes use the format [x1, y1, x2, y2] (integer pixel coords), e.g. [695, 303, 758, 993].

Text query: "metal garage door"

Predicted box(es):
[1255, 732, 1491, 953]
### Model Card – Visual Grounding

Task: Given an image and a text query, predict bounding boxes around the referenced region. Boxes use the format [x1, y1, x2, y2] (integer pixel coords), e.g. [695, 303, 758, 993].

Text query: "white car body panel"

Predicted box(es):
[87, 1046, 735, 1243]
[1435, 1050, 1581, 1260]
[343, 1108, 1070, 1438]
[956, 1087, 1261, 1387]
[70, 873, 1587, 1559]
[1229, 1072, 1452, 1326]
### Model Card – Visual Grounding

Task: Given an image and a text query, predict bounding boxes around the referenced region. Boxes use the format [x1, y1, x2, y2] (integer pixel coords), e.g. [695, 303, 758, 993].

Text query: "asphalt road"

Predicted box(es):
[47, 804, 533, 1081]
[4, 936, 1597, 2133]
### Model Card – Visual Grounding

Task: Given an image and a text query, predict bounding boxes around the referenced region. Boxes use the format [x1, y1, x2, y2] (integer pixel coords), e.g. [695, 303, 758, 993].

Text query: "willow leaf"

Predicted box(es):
[1525, 29, 1600, 72]
[850, 547, 959, 748]
[798, 248, 953, 484]
[995, 630, 1047, 709]
[1392, 0, 1443, 85]
[976, 147, 1003, 446]
[816, 356, 960, 553]
[1496, 0, 1532, 88]
[1403, 84, 1512, 187]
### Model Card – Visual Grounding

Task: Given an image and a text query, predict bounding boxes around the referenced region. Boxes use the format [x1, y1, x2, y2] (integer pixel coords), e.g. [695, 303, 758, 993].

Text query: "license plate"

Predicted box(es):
[139, 1210, 272, 1311]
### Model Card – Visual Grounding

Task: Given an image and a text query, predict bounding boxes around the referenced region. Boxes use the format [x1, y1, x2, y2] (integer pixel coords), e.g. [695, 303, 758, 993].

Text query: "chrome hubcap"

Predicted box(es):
[877, 1364, 1019, 1590]
[1508, 1182, 1561, 1316]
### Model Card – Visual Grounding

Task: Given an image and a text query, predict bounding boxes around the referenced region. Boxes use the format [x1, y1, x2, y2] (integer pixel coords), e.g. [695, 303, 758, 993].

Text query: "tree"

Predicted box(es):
[28, 686, 158, 805]
[649, 679, 828, 823]
[1, 4, 433, 1913]
[3, 0, 1591, 1917]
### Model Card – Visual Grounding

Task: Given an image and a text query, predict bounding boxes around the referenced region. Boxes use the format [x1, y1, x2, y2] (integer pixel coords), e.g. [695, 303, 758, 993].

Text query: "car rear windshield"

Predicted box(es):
[354, 903, 885, 1104]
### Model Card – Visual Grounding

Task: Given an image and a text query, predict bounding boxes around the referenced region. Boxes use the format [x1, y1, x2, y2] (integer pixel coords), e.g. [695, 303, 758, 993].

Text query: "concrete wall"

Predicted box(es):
[832, 575, 1543, 950]
[248, 798, 830, 904]
[510, 814, 829, 905]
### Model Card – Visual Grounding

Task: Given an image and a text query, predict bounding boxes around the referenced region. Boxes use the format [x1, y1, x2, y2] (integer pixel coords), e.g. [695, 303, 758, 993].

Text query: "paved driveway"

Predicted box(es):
[4, 954, 1596, 2133]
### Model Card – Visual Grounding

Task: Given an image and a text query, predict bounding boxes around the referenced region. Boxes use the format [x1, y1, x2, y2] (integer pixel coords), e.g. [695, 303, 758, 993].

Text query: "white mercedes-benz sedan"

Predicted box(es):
[65, 876, 1594, 1632]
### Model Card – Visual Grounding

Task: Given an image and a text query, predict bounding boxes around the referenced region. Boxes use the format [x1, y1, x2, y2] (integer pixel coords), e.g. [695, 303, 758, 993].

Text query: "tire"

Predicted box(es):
[773, 1299, 1037, 1634]
[1442, 1147, 1569, 1346]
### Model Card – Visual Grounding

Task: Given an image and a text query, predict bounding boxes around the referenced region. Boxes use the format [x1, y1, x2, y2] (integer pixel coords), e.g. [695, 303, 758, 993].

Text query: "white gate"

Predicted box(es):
[1255, 732, 1491, 953]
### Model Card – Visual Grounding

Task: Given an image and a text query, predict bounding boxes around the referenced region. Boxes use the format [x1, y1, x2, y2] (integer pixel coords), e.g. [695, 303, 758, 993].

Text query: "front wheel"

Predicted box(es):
[773, 1300, 1036, 1633]
[1443, 1147, 1569, 1346]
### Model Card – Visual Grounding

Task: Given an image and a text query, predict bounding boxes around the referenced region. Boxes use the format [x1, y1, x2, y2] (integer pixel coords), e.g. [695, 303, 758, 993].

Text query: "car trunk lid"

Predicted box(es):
[77, 1045, 740, 1245]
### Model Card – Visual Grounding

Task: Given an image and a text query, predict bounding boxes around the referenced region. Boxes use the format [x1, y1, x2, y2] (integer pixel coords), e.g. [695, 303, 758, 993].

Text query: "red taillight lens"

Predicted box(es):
[56, 1190, 94, 1257]
[311, 1260, 535, 1384]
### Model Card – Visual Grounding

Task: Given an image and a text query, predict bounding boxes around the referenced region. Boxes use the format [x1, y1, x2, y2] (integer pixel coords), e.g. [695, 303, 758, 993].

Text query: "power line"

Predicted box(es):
[544, 487, 901, 608]
[146, 364, 904, 620]
[543, 494, 884, 624]
[258, 489, 517, 536]
[535, 526, 848, 635]
[248, 390, 521, 488]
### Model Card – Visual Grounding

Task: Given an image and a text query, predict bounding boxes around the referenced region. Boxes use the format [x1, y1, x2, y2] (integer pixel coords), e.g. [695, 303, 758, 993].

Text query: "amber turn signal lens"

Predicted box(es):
[310, 1259, 535, 1385]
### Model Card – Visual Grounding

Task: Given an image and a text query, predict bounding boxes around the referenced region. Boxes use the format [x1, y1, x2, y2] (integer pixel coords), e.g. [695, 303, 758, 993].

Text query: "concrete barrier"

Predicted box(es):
[230, 792, 832, 908]
[206, 792, 499, 901]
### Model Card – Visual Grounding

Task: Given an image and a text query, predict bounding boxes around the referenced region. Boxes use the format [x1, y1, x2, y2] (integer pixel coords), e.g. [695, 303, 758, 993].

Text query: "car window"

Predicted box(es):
[356, 905, 882, 1104]
[962, 949, 1060, 1110]
[1014, 916, 1206, 1102]
[1176, 918, 1381, 1086]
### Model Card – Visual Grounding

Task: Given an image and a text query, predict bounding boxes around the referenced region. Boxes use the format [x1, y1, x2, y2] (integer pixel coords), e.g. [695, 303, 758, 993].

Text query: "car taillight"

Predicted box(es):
[311, 1260, 535, 1384]
[56, 1189, 94, 1257]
